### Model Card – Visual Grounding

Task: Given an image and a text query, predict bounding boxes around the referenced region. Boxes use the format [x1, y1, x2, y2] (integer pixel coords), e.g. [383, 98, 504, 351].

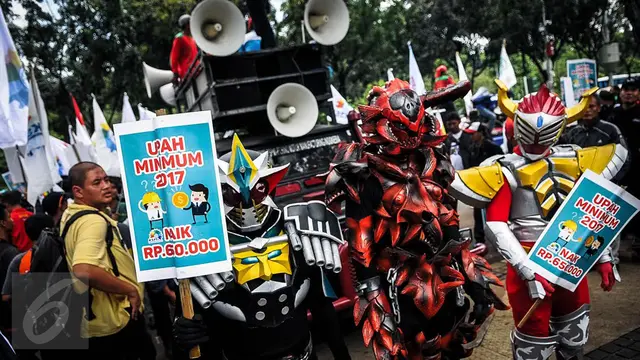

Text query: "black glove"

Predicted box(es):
[173, 315, 209, 350]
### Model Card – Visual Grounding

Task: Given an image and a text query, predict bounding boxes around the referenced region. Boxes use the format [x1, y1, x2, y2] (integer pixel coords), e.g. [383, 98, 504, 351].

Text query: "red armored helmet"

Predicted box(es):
[357, 79, 470, 155]
[358, 79, 432, 154]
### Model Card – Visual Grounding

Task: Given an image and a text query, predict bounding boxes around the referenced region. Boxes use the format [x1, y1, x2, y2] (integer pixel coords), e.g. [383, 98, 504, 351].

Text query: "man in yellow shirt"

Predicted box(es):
[61, 162, 152, 359]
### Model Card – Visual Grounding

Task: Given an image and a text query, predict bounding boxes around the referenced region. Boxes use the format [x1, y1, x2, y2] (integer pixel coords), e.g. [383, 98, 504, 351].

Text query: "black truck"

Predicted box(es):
[172, 43, 358, 314]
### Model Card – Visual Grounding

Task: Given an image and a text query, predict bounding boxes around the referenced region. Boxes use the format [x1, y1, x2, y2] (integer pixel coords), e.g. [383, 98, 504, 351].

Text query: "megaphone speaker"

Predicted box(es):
[159, 83, 177, 107]
[267, 83, 318, 138]
[191, 0, 246, 57]
[304, 0, 350, 46]
[143, 62, 174, 98]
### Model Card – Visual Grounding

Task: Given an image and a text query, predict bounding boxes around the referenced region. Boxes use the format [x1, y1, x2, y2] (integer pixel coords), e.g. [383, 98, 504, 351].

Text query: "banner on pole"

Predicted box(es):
[566, 59, 597, 104]
[114, 111, 232, 282]
[526, 170, 640, 291]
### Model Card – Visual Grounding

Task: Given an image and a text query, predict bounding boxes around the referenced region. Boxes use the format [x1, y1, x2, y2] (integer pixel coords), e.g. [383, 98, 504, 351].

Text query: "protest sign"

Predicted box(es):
[566, 59, 597, 104]
[2, 171, 25, 193]
[527, 170, 640, 291]
[114, 111, 232, 282]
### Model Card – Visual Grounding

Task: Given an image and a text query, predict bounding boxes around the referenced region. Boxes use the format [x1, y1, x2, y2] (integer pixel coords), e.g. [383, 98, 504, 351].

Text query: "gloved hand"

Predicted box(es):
[526, 274, 555, 300]
[284, 202, 345, 273]
[596, 262, 615, 292]
[173, 315, 209, 350]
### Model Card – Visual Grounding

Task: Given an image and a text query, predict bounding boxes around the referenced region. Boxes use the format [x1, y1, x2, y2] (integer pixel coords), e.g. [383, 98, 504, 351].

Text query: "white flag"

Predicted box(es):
[91, 95, 121, 177]
[24, 73, 56, 205]
[387, 68, 395, 81]
[408, 42, 426, 95]
[0, 7, 30, 149]
[138, 103, 156, 120]
[122, 92, 137, 123]
[32, 73, 62, 185]
[49, 136, 75, 176]
[70, 94, 93, 148]
[330, 85, 354, 125]
[455, 52, 474, 116]
[499, 42, 517, 89]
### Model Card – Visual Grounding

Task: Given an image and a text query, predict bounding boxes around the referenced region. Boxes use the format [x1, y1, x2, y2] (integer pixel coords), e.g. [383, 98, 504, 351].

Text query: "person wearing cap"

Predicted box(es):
[170, 14, 199, 82]
[434, 65, 455, 91]
[598, 89, 617, 120]
[609, 78, 640, 259]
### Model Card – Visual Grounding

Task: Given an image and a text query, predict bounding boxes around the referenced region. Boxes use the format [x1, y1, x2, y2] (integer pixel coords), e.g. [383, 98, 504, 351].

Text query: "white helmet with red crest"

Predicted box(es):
[495, 79, 596, 160]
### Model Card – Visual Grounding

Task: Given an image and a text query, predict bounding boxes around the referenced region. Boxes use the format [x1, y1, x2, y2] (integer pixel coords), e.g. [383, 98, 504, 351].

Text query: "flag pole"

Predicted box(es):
[15, 145, 27, 186]
[66, 117, 82, 163]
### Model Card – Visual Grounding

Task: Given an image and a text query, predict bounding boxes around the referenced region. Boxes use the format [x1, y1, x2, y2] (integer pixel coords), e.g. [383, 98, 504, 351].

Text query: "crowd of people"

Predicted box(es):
[445, 77, 640, 258]
[0, 163, 178, 360]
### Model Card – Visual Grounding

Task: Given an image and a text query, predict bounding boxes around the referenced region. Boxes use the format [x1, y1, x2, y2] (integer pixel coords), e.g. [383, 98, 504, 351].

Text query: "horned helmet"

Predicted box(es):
[496, 79, 596, 160]
[357, 79, 471, 155]
[217, 134, 288, 232]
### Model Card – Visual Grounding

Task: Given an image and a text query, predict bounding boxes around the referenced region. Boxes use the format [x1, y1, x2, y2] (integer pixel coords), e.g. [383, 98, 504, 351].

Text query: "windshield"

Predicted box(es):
[269, 132, 349, 180]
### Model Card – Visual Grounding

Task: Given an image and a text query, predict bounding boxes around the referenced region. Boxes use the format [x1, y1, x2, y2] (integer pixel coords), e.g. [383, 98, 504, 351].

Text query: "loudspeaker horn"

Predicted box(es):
[159, 83, 176, 107]
[304, 0, 349, 46]
[190, 0, 246, 57]
[267, 83, 318, 138]
[143, 62, 174, 98]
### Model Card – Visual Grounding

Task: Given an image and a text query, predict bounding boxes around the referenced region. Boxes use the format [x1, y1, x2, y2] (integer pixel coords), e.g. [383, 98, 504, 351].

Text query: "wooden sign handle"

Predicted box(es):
[517, 299, 543, 329]
[179, 279, 201, 359]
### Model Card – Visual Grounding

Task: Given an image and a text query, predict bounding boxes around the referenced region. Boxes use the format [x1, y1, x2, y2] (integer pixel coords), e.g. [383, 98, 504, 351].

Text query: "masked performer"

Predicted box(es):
[325, 79, 508, 360]
[172, 135, 351, 360]
[449, 80, 625, 360]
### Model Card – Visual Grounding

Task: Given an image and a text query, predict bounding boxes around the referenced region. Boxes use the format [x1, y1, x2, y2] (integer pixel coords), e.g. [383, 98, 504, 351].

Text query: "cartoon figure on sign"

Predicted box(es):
[139, 192, 166, 229]
[549, 220, 581, 251]
[184, 184, 211, 224]
[583, 236, 604, 259]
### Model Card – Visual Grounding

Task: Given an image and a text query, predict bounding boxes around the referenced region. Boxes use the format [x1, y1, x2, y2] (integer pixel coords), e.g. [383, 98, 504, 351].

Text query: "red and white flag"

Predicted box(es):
[71, 94, 92, 146]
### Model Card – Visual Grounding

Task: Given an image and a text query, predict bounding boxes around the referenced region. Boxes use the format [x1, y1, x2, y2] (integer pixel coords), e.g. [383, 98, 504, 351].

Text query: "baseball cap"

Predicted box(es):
[179, 14, 191, 27]
[621, 78, 639, 90]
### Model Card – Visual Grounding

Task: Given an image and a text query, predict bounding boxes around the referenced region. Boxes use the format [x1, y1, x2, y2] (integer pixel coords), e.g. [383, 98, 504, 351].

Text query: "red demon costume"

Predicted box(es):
[326, 79, 508, 360]
[450, 80, 623, 360]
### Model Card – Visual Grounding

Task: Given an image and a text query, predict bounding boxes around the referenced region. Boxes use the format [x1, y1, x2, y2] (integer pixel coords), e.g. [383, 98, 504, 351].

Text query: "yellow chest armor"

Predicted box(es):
[515, 157, 580, 218]
[451, 143, 626, 221]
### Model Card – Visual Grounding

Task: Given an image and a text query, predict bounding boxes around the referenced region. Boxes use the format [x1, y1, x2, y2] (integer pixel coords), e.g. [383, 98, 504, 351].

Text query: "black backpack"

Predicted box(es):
[19, 210, 120, 346]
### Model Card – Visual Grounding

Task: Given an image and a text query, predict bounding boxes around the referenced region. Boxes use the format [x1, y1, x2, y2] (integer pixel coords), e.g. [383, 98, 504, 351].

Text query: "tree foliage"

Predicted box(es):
[2, 0, 639, 143]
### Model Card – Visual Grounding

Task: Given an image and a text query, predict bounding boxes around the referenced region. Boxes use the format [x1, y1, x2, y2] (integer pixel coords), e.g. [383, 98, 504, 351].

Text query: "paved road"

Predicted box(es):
[316, 204, 640, 359]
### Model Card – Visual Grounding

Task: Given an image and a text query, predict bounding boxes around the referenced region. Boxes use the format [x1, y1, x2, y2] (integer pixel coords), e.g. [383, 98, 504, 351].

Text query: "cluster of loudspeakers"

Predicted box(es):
[142, 0, 349, 138]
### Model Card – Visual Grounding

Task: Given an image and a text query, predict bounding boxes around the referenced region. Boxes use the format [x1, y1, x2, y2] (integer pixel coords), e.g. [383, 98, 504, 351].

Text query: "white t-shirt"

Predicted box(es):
[451, 131, 463, 141]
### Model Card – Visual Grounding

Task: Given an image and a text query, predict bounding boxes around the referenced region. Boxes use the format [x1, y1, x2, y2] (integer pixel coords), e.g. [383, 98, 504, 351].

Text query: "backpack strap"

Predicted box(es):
[61, 209, 121, 321]
[62, 209, 121, 277]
